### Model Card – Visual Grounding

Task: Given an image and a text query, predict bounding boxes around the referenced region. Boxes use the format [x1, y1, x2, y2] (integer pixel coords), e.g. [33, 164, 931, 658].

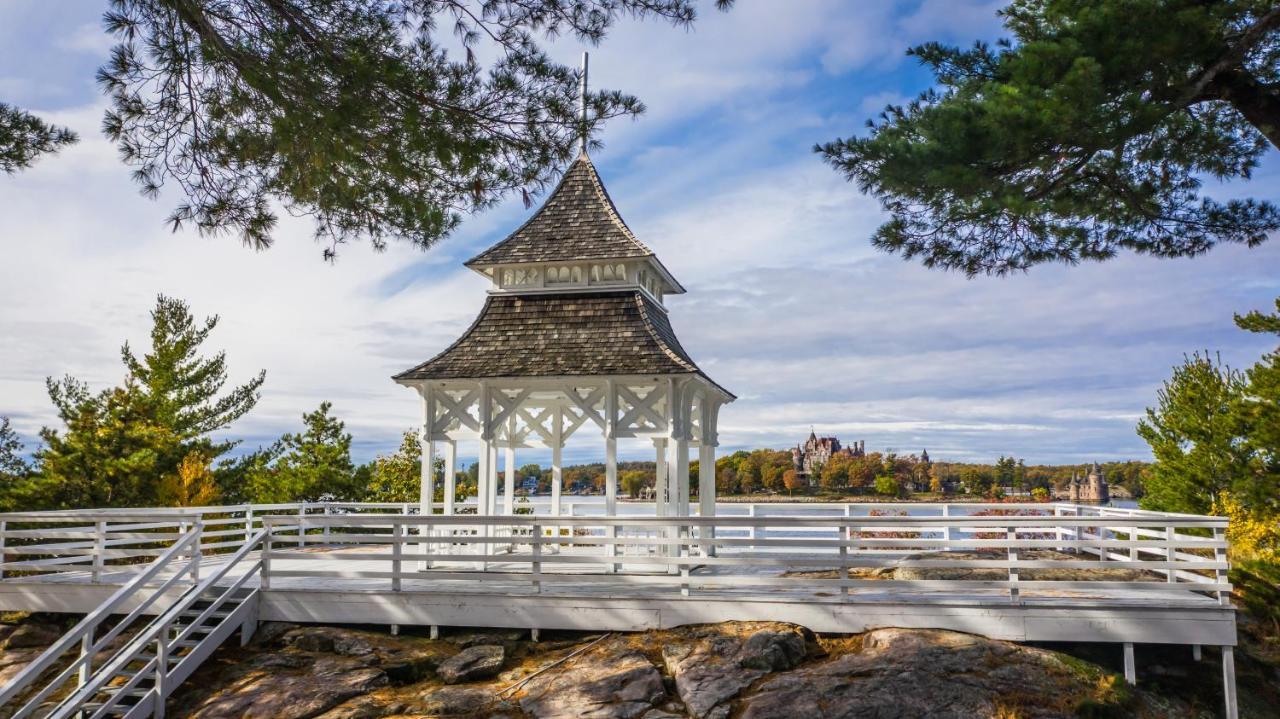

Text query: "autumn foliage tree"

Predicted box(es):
[157, 451, 221, 507]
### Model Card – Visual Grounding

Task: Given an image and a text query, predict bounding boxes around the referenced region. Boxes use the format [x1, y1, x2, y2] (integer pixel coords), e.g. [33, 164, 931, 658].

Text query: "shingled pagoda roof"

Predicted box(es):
[465, 155, 683, 292]
[393, 290, 732, 397]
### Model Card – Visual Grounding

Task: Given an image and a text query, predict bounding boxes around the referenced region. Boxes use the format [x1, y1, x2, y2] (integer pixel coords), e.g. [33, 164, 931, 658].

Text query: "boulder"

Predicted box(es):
[437, 644, 505, 684]
[1, 622, 62, 649]
[662, 623, 809, 719]
[414, 686, 507, 716]
[519, 642, 666, 719]
[286, 626, 376, 656]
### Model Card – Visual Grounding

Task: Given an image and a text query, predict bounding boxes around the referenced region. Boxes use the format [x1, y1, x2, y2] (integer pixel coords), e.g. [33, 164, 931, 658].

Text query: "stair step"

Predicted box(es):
[180, 609, 234, 620]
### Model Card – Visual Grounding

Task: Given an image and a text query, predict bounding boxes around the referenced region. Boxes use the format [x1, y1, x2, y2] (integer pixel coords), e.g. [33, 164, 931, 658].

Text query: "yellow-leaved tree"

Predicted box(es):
[158, 451, 220, 507]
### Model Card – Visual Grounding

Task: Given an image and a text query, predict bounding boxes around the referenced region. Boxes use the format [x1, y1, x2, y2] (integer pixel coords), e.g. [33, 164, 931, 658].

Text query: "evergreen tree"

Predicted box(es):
[4, 1, 731, 258]
[0, 417, 29, 479]
[820, 0, 1280, 276]
[0, 103, 76, 174]
[1137, 353, 1258, 514]
[36, 296, 264, 508]
[0, 418, 35, 511]
[1235, 297, 1280, 488]
[246, 402, 357, 502]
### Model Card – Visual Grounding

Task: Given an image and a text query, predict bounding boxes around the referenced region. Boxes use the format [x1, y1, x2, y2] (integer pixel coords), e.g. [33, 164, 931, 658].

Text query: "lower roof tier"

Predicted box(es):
[393, 290, 732, 397]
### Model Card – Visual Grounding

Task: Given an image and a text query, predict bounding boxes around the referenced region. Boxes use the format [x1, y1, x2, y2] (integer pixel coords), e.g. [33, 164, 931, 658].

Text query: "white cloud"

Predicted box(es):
[56, 22, 115, 56]
[1, 1, 1276, 470]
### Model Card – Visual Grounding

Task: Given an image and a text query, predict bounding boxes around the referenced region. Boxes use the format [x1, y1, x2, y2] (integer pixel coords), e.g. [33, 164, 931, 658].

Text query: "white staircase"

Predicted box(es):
[0, 529, 265, 719]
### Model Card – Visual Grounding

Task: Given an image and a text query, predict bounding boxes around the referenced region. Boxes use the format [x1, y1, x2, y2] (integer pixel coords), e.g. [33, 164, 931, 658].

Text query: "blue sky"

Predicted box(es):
[1, 0, 1277, 468]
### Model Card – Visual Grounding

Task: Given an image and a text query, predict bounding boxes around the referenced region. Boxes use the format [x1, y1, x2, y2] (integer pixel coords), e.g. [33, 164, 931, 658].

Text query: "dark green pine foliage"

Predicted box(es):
[819, 0, 1280, 276]
[246, 402, 360, 502]
[96, 0, 731, 258]
[1137, 353, 1257, 515]
[1234, 298, 1280, 497]
[0, 103, 77, 174]
[34, 295, 265, 509]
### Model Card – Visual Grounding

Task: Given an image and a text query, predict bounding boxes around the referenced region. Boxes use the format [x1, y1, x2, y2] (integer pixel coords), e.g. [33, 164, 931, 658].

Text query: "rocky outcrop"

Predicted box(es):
[740, 628, 1143, 719]
[661, 623, 810, 719]
[181, 653, 388, 719]
[519, 639, 666, 719]
[155, 621, 1195, 719]
[437, 644, 505, 684]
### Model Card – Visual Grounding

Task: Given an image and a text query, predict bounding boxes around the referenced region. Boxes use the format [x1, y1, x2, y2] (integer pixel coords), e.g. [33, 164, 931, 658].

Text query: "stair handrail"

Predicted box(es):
[47, 528, 268, 719]
[0, 523, 203, 715]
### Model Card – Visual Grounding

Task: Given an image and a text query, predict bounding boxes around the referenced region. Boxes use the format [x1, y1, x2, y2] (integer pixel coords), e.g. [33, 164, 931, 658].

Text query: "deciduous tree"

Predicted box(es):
[157, 450, 221, 507]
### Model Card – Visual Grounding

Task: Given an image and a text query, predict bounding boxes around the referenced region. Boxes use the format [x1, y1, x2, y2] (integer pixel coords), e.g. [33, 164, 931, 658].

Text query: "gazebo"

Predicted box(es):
[393, 152, 734, 521]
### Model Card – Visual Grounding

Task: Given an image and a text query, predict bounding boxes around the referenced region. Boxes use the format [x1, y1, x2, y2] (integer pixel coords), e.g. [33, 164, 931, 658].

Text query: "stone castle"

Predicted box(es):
[1068, 462, 1110, 503]
[792, 430, 865, 478]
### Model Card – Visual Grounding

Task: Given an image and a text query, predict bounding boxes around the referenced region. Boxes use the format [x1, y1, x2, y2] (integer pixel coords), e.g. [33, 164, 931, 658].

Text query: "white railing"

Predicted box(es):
[258, 511, 1231, 604]
[0, 524, 203, 717]
[0, 502, 1230, 590]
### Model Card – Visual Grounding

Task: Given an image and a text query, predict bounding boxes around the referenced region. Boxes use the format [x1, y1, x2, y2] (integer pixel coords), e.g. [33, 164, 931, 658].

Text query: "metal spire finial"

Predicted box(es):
[578, 51, 589, 155]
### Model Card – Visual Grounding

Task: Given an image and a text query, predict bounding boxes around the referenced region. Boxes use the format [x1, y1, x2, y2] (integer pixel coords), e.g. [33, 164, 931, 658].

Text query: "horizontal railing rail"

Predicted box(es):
[257, 512, 1231, 604]
[0, 525, 203, 717]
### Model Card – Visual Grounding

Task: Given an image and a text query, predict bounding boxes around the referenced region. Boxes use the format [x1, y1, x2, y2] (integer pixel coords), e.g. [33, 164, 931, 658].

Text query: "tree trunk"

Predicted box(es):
[1210, 69, 1280, 150]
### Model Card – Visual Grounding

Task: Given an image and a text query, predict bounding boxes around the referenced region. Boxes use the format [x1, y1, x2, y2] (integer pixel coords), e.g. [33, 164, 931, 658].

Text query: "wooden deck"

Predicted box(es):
[0, 502, 1237, 646]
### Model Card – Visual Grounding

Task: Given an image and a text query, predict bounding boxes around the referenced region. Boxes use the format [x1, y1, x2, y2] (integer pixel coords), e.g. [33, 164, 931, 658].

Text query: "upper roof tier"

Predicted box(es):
[464, 154, 684, 300]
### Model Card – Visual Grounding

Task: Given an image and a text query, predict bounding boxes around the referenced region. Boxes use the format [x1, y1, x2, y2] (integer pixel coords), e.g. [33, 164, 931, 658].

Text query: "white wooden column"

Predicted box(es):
[476, 441, 491, 515]
[698, 443, 715, 518]
[503, 445, 516, 515]
[604, 380, 618, 516]
[551, 407, 564, 518]
[673, 438, 690, 516]
[654, 438, 668, 518]
[419, 387, 436, 517]
[477, 382, 492, 516]
[487, 443, 499, 515]
[605, 437, 618, 515]
[443, 440, 457, 515]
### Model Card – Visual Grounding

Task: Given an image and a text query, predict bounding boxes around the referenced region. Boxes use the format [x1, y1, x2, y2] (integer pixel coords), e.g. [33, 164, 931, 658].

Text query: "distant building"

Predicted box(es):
[1068, 462, 1110, 503]
[792, 429, 865, 481]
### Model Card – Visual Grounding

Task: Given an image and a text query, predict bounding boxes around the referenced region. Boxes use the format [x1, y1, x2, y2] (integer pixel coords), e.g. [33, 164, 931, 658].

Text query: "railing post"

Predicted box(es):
[1214, 525, 1229, 605]
[297, 506, 306, 548]
[78, 627, 93, 690]
[943, 505, 954, 551]
[839, 523, 849, 601]
[155, 624, 169, 719]
[244, 506, 254, 545]
[1167, 525, 1179, 584]
[0, 519, 6, 581]
[261, 524, 272, 590]
[392, 520, 403, 592]
[323, 504, 332, 545]
[1007, 526, 1019, 603]
[92, 519, 106, 583]
[748, 504, 757, 542]
[531, 522, 543, 594]
[191, 520, 203, 584]
[679, 522, 690, 597]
